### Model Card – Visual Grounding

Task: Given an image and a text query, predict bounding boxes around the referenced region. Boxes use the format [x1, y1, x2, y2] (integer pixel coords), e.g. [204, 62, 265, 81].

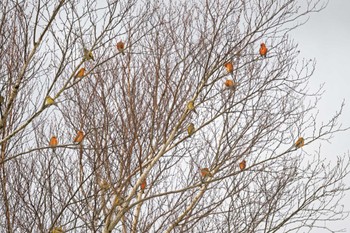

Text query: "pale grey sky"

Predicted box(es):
[292, 0, 350, 231]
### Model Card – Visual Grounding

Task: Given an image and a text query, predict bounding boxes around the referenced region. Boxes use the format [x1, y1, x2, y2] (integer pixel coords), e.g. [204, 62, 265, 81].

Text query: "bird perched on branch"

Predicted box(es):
[259, 43, 268, 57]
[187, 123, 195, 136]
[83, 48, 95, 61]
[140, 179, 147, 193]
[224, 62, 234, 73]
[75, 68, 85, 78]
[239, 160, 246, 171]
[113, 195, 125, 206]
[295, 137, 305, 148]
[51, 226, 64, 233]
[99, 179, 110, 191]
[0, 95, 4, 106]
[49, 136, 58, 151]
[116, 41, 125, 55]
[200, 168, 213, 178]
[187, 100, 197, 114]
[73, 130, 84, 143]
[45, 96, 56, 106]
[224, 79, 238, 91]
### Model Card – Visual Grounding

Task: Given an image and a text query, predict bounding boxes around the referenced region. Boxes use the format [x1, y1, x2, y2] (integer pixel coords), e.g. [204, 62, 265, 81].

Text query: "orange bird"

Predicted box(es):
[200, 168, 213, 178]
[259, 43, 268, 57]
[49, 136, 58, 151]
[140, 179, 146, 193]
[116, 41, 125, 55]
[75, 68, 85, 78]
[224, 62, 233, 73]
[295, 137, 305, 149]
[239, 160, 246, 171]
[224, 79, 237, 90]
[73, 130, 84, 143]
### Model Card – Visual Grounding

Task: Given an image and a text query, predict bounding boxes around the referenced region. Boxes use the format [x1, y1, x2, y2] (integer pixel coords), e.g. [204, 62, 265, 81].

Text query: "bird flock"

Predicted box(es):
[44, 41, 304, 194]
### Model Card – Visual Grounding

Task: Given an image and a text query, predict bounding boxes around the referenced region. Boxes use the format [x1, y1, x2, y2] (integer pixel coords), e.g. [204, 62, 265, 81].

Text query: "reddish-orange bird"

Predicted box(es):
[73, 130, 84, 143]
[140, 179, 147, 193]
[200, 168, 213, 178]
[239, 160, 246, 171]
[75, 68, 85, 78]
[295, 137, 305, 149]
[259, 43, 268, 57]
[224, 62, 234, 73]
[49, 136, 58, 151]
[116, 41, 125, 55]
[224, 79, 236, 89]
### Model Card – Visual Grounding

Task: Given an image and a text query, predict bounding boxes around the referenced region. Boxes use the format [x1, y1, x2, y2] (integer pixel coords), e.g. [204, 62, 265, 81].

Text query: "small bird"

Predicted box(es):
[224, 79, 237, 90]
[45, 96, 56, 106]
[99, 179, 110, 191]
[0, 95, 4, 105]
[75, 68, 85, 78]
[187, 100, 197, 114]
[83, 48, 95, 61]
[114, 196, 120, 206]
[116, 41, 125, 55]
[295, 137, 305, 149]
[200, 168, 213, 178]
[49, 136, 58, 151]
[187, 123, 195, 136]
[140, 179, 146, 193]
[259, 43, 268, 57]
[51, 227, 64, 233]
[73, 130, 84, 143]
[239, 160, 246, 171]
[113, 195, 125, 206]
[224, 62, 234, 73]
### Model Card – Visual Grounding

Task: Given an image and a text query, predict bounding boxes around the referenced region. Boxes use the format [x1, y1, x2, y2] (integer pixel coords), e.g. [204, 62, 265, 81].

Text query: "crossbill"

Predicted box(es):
[0, 95, 4, 105]
[140, 179, 146, 193]
[75, 68, 85, 78]
[295, 137, 305, 148]
[51, 227, 64, 233]
[224, 62, 233, 73]
[99, 179, 110, 191]
[239, 160, 246, 171]
[113, 195, 125, 206]
[224, 79, 238, 90]
[259, 43, 268, 57]
[45, 96, 56, 106]
[83, 48, 95, 61]
[187, 100, 197, 114]
[116, 41, 125, 55]
[187, 123, 195, 136]
[200, 168, 213, 178]
[49, 136, 58, 151]
[73, 130, 84, 143]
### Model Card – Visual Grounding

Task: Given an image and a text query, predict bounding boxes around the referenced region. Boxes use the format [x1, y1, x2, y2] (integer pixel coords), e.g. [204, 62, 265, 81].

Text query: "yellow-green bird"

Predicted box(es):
[187, 100, 197, 114]
[114, 195, 125, 206]
[45, 96, 56, 106]
[83, 48, 95, 61]
[0, 95, 4, 105]
[99, 179, 110, 191]
[51, 227, 64, 233]
[187, 123, 195, 136]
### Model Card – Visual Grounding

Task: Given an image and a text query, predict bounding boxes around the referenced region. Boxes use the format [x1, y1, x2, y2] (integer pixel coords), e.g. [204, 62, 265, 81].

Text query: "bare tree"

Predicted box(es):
[0, 0, 349, 232]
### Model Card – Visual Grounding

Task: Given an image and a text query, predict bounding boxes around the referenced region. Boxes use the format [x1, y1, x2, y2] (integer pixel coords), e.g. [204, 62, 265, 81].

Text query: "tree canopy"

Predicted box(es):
[0, 0, 349, 232]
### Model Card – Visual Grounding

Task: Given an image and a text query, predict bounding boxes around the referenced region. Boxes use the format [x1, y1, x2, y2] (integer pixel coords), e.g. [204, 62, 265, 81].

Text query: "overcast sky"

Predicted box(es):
[292, 0, 350, 231]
